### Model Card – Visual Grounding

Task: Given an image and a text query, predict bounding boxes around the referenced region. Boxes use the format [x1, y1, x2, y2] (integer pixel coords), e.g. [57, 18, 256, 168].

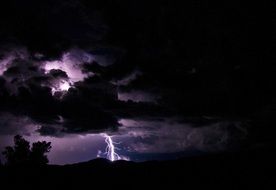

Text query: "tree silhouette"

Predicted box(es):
[2, 135, 51, 166]
[30, 141, 52, 165]
[2, 135, 30, 166]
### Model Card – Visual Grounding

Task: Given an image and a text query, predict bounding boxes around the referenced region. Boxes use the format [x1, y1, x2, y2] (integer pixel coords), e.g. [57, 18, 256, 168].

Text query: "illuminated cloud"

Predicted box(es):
[50, 80, 72, 96]
[0, 47, 29, 76]
[41, 49, 97, 96]
[0, 55, 14, 75]
[114, 70, 142, 86]
[0, 47, 121, 133]
[0, 48, 97, 97]
[43, 49, 95, 83]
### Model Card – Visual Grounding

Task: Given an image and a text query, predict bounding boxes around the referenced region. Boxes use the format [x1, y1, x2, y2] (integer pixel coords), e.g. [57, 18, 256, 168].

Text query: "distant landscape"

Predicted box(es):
[1, 147, 275, 188]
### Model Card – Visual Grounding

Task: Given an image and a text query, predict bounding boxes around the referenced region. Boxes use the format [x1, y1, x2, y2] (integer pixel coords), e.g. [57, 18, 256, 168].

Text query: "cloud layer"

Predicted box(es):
[0, 0, 273, 161]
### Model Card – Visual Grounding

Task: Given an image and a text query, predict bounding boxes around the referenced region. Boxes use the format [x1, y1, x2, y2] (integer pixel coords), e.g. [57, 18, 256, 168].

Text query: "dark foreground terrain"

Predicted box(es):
[0, 148, 275, 189]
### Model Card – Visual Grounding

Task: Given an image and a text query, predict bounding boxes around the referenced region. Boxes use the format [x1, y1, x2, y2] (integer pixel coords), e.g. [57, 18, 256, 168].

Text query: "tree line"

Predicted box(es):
[1, 135, 51, 166]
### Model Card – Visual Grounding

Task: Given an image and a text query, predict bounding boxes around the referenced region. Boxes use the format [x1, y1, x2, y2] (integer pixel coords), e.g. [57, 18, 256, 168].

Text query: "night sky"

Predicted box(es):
[0, 1, 274, 164]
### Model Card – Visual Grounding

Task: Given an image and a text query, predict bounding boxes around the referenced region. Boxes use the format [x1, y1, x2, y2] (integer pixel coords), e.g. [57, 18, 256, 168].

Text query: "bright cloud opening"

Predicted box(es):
[43, 49, 95, 82]
[51, 80, 72, 95]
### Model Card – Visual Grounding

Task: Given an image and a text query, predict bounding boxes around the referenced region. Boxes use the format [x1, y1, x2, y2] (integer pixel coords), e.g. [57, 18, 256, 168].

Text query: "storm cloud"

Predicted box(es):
[0, 47, 120, 132]
[0, 47, 165, 134]
[0, 0, 274, 164]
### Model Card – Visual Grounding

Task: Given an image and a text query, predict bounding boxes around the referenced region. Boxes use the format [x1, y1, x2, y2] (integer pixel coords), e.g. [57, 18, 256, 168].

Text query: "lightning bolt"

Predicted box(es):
[102, 134, 121, 161]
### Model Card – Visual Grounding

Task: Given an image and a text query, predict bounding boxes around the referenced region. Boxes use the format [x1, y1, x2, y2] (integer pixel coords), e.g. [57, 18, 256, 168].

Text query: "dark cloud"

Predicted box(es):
[0, 0, 108, 57]
[36, 125, 65, 137]
[92, 1, 273, 119]
[0, 113, 38, 136]
[48, 70, 68, 79]
[118, 90, 157, 103]
[0, 85, 120, 134]
[114, 118, 249, 153]
[0, 50, 118, 133]
[0, 44, 171, 137]
[0, 0, 273, 154]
